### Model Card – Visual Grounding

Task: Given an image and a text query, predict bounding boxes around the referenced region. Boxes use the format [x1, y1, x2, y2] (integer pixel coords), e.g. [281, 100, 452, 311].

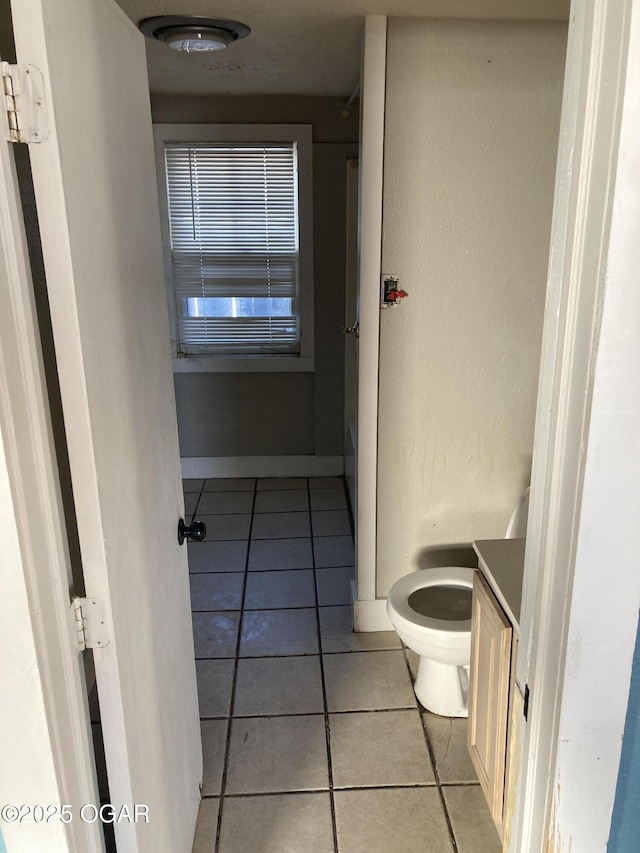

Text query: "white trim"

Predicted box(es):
[509, 0, 639, 850]
[181, 455, 344, 479]
[153, 123, 314, 372]
[355, 16, 386, 604]
[353, 594, 393, 633]
[0, 107, 102, 852]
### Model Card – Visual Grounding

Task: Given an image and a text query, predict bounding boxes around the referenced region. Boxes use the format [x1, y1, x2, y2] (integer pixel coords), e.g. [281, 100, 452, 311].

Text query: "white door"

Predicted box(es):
[10, 2, 202, 852]
[0, 83, 103, 853]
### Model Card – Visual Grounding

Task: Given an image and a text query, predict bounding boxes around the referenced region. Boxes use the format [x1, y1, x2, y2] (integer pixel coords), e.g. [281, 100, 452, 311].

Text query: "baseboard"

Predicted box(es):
[181, 455, 345, 479]
[352, 592, 393, 632]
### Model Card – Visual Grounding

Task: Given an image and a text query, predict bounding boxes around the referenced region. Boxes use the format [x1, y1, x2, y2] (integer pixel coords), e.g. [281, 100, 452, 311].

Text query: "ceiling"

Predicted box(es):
[115, 0, 570, 96]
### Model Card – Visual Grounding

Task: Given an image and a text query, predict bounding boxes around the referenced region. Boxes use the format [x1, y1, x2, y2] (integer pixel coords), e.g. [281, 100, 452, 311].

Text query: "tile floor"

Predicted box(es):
[185, 476, 501, 853]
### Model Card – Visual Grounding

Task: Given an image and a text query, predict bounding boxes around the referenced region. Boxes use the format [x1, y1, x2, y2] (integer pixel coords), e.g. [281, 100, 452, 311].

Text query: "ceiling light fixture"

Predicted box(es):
[139, 16, 250, 53]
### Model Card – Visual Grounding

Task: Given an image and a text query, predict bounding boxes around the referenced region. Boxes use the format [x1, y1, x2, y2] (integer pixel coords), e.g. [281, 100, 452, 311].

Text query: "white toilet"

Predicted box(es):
[387, 488, 530, 717]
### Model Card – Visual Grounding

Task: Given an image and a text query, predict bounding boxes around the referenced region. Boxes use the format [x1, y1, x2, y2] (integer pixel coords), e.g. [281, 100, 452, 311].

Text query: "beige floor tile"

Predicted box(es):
[323, 651, 416, 711]
[443, 785, 502, 853]
[334, 787, 454, 853]
[310, 488, 348, 511]
[204, 478, 256, 492]
[314, 535, 354, 568]
[197, 514, 252, 541]
[316, 566, 355, 606]
[218, 793, 334, 853]
[196, 659, 235, 717]
[191, 798, 219, 853]
[190, 573, 244, 611]
[183, 478, 204, 493]
[248, 538, 313, 571]
[240, 609, 319, 656]
[252, 511, 311, 540]
[257, 477, 307, 490]
[309, 477, 344, 489]
[312, 510, 351, 537]
[201, 720, 228, 796]
[244, 569, 316, 609]
[197, 491, 254, 515]
[188, 540, 248, 573]
[330, 710, 435, 788]
[192, 611, 240, 658]
[255, 489, 310, 513]
[319, 606, 402, 653]
[225, 716, 329, 794]
[423, 712, 478, 783]
[234, 656, 324, 716]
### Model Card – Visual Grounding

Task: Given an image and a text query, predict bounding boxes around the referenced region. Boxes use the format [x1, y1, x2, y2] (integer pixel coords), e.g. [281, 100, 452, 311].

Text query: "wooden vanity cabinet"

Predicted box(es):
[468, 569, 513, 829]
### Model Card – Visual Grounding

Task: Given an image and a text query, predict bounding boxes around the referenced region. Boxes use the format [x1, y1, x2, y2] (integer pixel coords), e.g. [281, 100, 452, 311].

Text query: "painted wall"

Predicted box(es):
[151, 96, 359, 460]
[376, 20, 566, 596]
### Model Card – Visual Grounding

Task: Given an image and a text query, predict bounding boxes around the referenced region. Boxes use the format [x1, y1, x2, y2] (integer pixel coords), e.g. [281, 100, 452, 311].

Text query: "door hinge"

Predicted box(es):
[2, 62, 48, 144]
[523, 683, 530, 721]
[70, 597, 110, 651]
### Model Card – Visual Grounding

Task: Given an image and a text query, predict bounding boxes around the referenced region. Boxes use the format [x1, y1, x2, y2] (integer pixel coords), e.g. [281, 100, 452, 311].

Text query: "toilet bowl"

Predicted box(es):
[387, 566, 474, 716]
[387, 488, 530, 717]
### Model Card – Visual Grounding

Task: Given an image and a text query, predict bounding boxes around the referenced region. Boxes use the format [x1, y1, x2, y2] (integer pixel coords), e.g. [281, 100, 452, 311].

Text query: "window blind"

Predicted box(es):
[164, 143, 300, 355]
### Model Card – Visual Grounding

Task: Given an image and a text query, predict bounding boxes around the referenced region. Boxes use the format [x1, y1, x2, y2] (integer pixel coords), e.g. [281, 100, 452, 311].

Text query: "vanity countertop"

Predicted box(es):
[472, 538, 526, 632]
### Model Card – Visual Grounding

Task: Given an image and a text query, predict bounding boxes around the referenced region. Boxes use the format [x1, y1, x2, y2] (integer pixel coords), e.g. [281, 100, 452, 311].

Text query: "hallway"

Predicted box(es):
[185, 476, 500, 853]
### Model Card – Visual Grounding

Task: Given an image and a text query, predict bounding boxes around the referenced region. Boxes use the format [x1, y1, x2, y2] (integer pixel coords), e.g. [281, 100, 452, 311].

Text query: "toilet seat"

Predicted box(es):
[387, 567, 474, 634]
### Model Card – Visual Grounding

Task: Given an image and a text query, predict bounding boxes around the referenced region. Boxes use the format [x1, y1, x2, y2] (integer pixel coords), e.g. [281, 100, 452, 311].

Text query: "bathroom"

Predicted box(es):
[136, 6, 568, 852]
[4, 1, 640, 852]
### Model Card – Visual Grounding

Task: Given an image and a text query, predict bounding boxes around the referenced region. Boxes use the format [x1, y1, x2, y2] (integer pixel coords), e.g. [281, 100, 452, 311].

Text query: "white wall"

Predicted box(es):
[376, 19, 566, 596]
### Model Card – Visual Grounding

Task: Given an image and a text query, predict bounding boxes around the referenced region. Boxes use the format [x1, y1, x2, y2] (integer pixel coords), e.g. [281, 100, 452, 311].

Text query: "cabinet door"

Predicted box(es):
[468, 571, 513, 825]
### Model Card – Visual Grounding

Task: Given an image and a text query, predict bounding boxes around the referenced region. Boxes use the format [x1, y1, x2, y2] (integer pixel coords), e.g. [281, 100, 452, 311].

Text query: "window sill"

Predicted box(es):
[172, 356, 315, 373]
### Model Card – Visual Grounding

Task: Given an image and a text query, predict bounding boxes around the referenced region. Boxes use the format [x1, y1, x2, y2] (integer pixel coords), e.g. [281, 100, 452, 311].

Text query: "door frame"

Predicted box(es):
[353, 15, 387, 629]
[509, 0, 640, 849]
[0, 110, 103, 853]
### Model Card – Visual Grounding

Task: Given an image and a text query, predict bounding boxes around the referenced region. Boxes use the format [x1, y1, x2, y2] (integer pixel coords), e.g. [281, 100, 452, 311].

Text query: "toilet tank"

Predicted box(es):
[505, 488, 530, 539]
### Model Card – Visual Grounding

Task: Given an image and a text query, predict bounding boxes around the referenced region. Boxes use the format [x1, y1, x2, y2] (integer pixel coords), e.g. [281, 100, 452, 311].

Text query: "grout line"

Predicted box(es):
[190, 531, 354, 541]
[341, 474, 356, 540]
[198, 509, 350, 516]
[188, 479, 206, 522]
[193, 603, 354, 613]
[195, 648, 405, 661]
[200, 706, 426, 722]
[403, 646, 460, 853]
[200, 781, 444, 801]
[213, 479, 258, 853]
[189, 563, 356, 574]
[308, 479, 340, 853]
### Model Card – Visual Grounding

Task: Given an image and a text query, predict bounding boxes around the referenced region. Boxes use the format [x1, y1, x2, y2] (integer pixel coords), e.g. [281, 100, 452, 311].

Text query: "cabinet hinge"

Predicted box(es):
[70, 597, 110, 651]
[1, 62, 48, 144]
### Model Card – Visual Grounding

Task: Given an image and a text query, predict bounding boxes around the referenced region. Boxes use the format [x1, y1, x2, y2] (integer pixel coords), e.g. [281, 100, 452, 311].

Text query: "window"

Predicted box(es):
[154, 125, 313, 372]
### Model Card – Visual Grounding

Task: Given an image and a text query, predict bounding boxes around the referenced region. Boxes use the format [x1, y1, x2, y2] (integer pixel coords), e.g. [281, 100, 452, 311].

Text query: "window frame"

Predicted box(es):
[153, 124, 314, 373]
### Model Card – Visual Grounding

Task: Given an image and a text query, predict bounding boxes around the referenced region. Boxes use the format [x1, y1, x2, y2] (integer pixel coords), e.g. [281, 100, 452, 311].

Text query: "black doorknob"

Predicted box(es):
[178, 518, 207, 546]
